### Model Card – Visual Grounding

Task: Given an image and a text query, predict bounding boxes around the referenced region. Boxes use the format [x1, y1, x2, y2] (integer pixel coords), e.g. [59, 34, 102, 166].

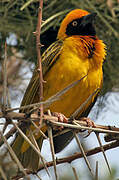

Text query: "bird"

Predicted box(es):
[12, 9, 106, 170]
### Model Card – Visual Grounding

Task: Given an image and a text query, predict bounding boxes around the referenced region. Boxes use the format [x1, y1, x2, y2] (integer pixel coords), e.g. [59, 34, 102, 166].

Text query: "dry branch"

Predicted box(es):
[72, 167, 79, 180]
[74, 132, 94, 177]
[3, 42, 7, 111]
[95, 161, 98, 180]
[12, 121, 50, 177]
[95, 133, 111, 174]
[1, 101, 119, 180]
[5, 76, 87, 113]
[0, 165, 7, 180]
[0, 112, 119, 136]
[1, 107, 119, 179]
[0, 131, 29, 179]
[36, 140, 119, 169]
[1, 110, 119, 179]
[36, 0, 44, 126]
[11, 140, 119, 179]
[48, 126, 58, 180]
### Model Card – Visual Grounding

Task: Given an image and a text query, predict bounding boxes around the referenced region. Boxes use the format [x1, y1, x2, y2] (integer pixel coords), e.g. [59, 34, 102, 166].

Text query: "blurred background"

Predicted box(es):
[0, 0, 119, 179]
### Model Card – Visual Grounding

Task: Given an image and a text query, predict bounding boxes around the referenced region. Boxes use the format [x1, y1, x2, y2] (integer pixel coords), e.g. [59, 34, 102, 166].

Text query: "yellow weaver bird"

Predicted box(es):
[12, 9, 106, 170]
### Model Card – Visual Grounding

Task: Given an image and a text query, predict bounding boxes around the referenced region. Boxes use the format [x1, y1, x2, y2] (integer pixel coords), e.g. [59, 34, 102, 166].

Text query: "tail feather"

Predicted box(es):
[19, 136, 44, 171]
[12, 134, 44, 171]
[12, 134, 24, 156]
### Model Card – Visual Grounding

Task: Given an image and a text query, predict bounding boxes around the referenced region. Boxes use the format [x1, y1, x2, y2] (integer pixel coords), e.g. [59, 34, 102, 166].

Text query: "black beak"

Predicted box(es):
[80, 13, 97, 26]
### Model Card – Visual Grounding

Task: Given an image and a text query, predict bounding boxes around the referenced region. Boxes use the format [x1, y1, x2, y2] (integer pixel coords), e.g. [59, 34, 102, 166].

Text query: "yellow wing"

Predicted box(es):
[20, 40, 63, 111]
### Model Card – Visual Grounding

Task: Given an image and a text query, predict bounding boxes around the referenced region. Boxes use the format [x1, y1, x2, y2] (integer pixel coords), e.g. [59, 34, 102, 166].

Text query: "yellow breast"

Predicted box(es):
[21, 36, 106, 153]
[43, 36, 104, 118]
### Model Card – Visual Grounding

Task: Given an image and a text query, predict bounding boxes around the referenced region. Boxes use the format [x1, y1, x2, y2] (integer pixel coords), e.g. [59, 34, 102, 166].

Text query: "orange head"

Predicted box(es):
[58, 9, 97, 40]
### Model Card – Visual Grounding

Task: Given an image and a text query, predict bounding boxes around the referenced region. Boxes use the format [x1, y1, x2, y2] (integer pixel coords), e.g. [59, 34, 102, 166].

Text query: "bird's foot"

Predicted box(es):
[80, 117, 95, 127]
[52, 112, 68, 130]
[80, 117, 96, 137]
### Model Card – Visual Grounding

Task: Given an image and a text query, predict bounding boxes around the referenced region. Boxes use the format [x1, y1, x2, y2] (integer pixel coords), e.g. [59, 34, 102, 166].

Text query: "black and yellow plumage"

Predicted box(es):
[12, 9, 106, 170]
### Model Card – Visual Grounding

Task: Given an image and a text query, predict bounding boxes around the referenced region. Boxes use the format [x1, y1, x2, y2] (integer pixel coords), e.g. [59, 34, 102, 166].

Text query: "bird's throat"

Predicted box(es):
[79, 36, 96, 58]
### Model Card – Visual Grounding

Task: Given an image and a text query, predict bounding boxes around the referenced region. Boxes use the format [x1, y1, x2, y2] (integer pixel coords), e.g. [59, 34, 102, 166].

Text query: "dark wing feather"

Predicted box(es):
[20, 40, 63, 112]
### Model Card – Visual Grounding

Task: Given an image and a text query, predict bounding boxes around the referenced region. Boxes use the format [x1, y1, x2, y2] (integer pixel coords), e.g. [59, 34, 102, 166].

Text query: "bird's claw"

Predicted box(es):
[52, 112, 68, 130]
[80, 117, 96, 137]
[80, 117, 95, 127]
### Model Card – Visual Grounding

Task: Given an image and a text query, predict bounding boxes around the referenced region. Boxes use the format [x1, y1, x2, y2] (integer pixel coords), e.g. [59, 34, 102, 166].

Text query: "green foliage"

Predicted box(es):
[0, 0, 119, 93]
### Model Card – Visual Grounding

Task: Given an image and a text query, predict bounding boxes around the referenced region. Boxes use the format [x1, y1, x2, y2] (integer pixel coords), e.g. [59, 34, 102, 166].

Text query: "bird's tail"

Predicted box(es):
[12, 127, 45, 171]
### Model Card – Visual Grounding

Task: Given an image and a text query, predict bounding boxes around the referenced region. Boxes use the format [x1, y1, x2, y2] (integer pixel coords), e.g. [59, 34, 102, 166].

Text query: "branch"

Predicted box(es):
[0, 112, 119, 147]
[3, 42, 7, 111]
[0, 112, 119, 134]
[36, 0, 44, 126]
[11, 140, 119, 179]
[74, 132, 94, 177]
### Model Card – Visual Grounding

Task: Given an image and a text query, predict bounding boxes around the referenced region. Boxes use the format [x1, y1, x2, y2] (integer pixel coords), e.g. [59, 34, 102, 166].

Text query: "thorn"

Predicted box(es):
[95, 161, 98, 180]
[95, 132, 111, 174]
[30, 120, 48, 139]
[33, 31, 37, 35]
[74, 132, 94, 178]
[39, 7, 42, 10]
[38, 43, 44, 47]
[72, 167, 79, 180]
[48, 112, 58, 180]
[2, 120, 11, 134]
[47, 109, 52, 116]
[37, 68, 41, 72]
[42, 80, 47, 83]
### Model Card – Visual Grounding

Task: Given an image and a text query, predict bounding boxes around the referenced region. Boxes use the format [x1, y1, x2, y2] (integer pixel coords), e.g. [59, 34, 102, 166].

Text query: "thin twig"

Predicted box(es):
[3, 41, 7, 111]
[74, 132, 94, 177]
[2, 121, 9, 134]
[12, 121, 50, 177]
[48, 110, 58, 180]
[1, 112, 119, 148]
[48, 126, 58, 180]
[85, 0, 119, 38]
[1, 111, 119, 148]
[36, 0, 44, 126]
[7, 88, 11, 108]
[95, 161, 98, 180]
[2, 42, 10, 134]
[6, 75, 87, 113]
[45, 117, 119, 135]
[30, 120, 48, 139]
[72, 167, 79, 180]
[0, 165, 7, 180]
[95, 132, 111, 174]
[1, 111, 119, 135]
[0, 131, 29, 179]
[29, 129, 46, 174]
[69, 88, 100, 120]
[36, 174, 42, 180]
[41, 10, 70, 30]
[104, 133, 119, 142]
[11, 140, 119, 178]
[0, 123, 18, 147]
[38, 141, 119, 170]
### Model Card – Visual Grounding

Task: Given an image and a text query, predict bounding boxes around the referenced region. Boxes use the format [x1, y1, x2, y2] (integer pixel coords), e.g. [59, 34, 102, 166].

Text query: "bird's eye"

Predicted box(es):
[72, 21, 78, 26]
